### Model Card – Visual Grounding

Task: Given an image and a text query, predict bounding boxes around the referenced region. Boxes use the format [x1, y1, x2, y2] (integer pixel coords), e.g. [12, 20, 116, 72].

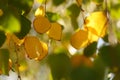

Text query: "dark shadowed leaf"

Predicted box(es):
[98, 44, 120, 67]
[84, 42, 97, 57]
[102, 34, 108, 42]
[67, 4, 80, 30]
[15, 15, 31, 39]
[8, 0, 34, 15]
[0, 31, 6, 47]
[93, 57, 106, 80]
[47, 53, 71, 80]
[0, 49, 9, 75]
[67, 4, 80, 18]
[52, 0, 65, 6]
[71, 65, 97, 80]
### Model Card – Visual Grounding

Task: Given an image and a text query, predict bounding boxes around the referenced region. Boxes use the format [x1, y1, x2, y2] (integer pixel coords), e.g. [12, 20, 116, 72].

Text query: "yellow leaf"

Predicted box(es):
[24, 36, 43, 59]
[36, 0, 45, 3]
[35, 5, 45, 17]
[47, 22, 62, 41]
[33, 16, 51, 34]
[6, 33, 24, 46]
[70, 30, 88, 49]
[84, 11, 107, 37]
[35, 41, 48, 61]
[84, 27, 99, 43]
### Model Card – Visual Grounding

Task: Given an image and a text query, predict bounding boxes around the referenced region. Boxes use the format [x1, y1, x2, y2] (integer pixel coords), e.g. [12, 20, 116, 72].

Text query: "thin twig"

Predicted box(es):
[14, 44, 21, 80]
[44, 0, 47, 14]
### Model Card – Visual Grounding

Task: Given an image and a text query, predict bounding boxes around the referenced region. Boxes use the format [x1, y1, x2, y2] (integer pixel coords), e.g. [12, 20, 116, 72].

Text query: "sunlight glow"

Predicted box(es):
[108, 73, 114, 80]
[116, 20, 120, 28]
[68, 45, 77, 55]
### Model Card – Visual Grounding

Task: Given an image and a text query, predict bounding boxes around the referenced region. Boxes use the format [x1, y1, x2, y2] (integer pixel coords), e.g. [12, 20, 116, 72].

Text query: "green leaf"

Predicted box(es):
[67, 4, 80, 18]
[110, 3, 120, 19]
[0, 49, 9, 75]
[92, 0, 104, 4]
[84, 42, 97, 57]
[82, 0, 90, 4]
[71, 65, 97, 80]
[0, 31, 6, 47]
[15, 15, 31, 39]
[98, 44, 120, 67]
[47, 53, 71, 80]
[93, 57, 106, 80]
[102, 34, 108, 42]
[8, 0, 34, 15]
[67, 4, 80, 30]
[0, 10, 21, 33]
[52, 0, 65, 6]
[46, 12, 60, 22]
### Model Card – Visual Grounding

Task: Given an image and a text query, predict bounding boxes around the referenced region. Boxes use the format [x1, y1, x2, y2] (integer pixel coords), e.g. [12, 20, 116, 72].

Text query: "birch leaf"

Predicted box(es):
[70, 30, 88, 49]
[33, 16, 51, 34]
[84, 11, 107, 37]
[47, 22, 62, 41]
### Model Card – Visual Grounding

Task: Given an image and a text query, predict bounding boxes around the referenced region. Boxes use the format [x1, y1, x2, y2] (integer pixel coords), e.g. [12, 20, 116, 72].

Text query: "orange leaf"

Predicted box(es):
[33, 16, 51, 34]
[24, 36, 43, 59]
[6, 33, 24, 46]
[70, 30, 88, 49]
[35, 41, 48, 61]
[47, 22, 62, 41]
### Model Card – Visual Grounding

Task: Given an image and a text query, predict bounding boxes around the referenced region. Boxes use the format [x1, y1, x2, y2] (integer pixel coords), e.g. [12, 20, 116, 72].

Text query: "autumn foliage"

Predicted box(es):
[0, 0, 120, 80]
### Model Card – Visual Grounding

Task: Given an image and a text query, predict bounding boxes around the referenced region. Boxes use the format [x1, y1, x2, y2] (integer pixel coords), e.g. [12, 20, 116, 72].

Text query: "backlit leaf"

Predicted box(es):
[35, 41, 48, 61]
[33, 16, 51, 34]
[47, 22, 62, 41]
[0, 13, 21, 33]
[111, 3, 120, 19]
[24, 36, 43, 59]
[6, 33, 24, 46]
[70, 30, 88, 49]
[84, 27, 99, 43]
[35, 5, 45, 17]
[0, 49, 9, 75]
[84, 11, 107, 37]
[0, 31, 6, 47]
[36, 0, 46, 3]
[46, 12, 60, 22]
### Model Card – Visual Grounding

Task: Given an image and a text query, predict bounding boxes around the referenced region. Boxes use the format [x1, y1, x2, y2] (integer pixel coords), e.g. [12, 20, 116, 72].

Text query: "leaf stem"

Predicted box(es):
[45, 0, 47, 15]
